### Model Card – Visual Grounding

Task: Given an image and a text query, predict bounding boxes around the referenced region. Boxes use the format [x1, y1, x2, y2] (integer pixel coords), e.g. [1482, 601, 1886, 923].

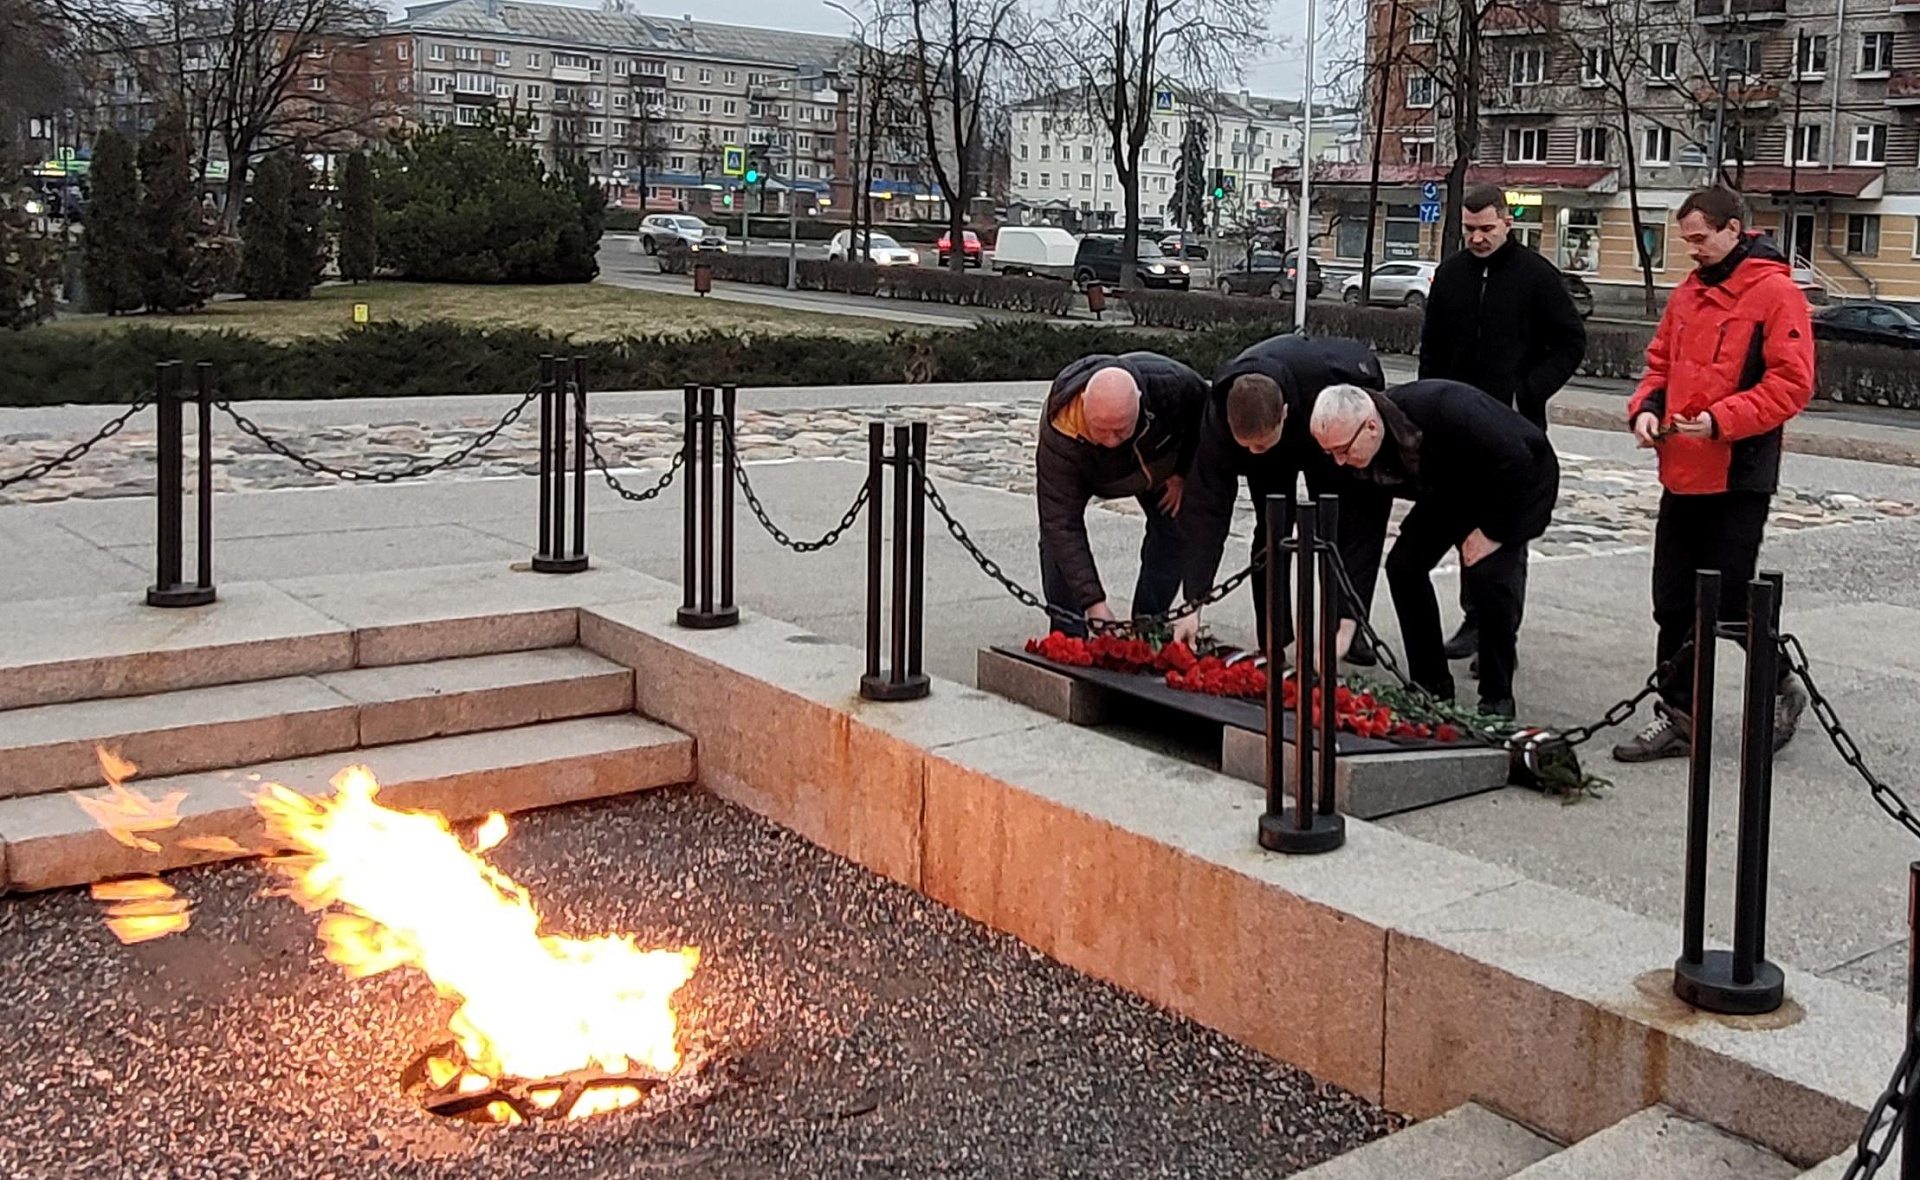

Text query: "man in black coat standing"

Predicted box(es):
[1175, 334, 1394, 663]
[1309, 380, 1561, 717]
[1418, 182, 1586, 661]
[1036, 352, 1209, 636]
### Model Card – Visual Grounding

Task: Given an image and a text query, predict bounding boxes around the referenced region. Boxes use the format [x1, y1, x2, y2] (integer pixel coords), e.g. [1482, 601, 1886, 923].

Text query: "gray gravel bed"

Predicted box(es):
[0, 786, 1394, 1179]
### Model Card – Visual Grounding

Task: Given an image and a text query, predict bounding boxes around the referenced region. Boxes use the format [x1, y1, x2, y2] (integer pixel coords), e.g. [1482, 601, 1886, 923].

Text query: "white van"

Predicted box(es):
[992, 226, 1078, 280]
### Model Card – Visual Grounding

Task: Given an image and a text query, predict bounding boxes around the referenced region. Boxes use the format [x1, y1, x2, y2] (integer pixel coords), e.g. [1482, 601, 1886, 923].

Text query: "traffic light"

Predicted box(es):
[744, 164, 759, 185]
[1210, 168, 1225, 200]
[722, 191, 734, 207]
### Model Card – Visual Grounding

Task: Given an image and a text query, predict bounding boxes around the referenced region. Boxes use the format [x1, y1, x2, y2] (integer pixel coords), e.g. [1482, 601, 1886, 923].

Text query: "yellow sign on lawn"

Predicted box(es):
[353, 303, 369, 324]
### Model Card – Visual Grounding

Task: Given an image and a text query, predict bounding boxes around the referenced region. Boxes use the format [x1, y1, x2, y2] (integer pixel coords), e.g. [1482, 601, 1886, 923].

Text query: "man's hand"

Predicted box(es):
[1158, 474, 1185, 517]
[1672, 411, 1716, 439]
[1632, 412, 1662, 448]
[1460, 528, 1502, 567]
[1172, 612, 1200, 648]
[1084, 600, 1117, 630]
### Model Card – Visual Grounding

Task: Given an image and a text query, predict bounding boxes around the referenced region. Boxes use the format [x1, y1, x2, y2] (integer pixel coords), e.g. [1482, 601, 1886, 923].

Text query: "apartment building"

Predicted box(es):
[1295, 0, 1920, 300]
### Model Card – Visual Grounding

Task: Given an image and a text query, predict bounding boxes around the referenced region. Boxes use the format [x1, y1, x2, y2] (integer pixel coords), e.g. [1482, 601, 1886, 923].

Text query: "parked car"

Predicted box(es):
[1339, 260, 1437, 309]
[992, 225, 1079, 279]
[1218, 250, 1323, 299]
[828, 230, 920, 266]
[1812, 301, 1920, 348]
[1562, 271, 1595, 319]
[1073, 233, 1191, 289]
[936, 230, 984, 267]
[636, 214, 727, 255]
[1158, 231, 1210, 261]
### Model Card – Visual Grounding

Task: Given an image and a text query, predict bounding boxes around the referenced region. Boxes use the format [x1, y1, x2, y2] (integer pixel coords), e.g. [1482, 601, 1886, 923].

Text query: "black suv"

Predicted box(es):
[1072, 233, 1192, 289]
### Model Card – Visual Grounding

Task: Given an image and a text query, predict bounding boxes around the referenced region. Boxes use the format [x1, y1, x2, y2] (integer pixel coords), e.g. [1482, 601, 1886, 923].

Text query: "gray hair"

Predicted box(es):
[1310, 383, 1377, 440]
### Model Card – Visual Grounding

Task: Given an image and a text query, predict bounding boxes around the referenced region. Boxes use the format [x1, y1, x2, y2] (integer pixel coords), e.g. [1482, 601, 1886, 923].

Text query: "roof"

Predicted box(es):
[1734, 166, 1884, 199]
[396, 0, 853, 69]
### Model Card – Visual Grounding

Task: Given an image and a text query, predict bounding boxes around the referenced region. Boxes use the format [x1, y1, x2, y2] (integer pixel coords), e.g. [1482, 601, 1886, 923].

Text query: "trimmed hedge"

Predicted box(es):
[658, 250, 1074, 315]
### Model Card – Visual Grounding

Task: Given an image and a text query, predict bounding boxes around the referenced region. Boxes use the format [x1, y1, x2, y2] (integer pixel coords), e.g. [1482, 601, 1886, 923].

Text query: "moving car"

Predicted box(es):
[1811, 301, 1920, 348]
[828, 230, 920, 266]
[1218, 250, 1323, 299]
[936, 230, 984, 267]
[992, 225, 1079, 280]
[1339, 260, 1437, 309]
[636, 214, 727, 254]
[1073, 233, 1191, 289]
[1158, 231, 1209, 261]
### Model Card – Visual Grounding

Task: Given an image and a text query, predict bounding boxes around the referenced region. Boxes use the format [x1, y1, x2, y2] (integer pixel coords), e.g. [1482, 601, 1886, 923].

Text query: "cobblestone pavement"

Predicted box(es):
[4, 401, 1915, 557]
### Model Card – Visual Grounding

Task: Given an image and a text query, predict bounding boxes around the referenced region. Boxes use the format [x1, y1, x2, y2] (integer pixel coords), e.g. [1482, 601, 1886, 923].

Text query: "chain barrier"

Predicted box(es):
[0, 395, 154, 491]
[1781, 633, 1920, 844]
[720, 419, 868, 553]
[581, 424, 683, 503]
[215, 386, 541, 484]
[1844, 1038, 1919, 1180]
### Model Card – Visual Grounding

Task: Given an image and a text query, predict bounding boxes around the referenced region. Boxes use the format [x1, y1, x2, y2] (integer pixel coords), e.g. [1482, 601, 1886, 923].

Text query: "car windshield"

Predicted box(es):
[866, 234, 902, 250]
[1137, 247, 1169, 261]
[673, 218, 707, 230]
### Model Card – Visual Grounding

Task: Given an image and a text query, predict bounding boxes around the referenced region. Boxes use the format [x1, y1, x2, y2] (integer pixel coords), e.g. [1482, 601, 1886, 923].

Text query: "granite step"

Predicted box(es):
[0, 648, 634, 798]
[1507, 1106, 1799, 1180]
[1291, 1103, 1559, 1180]
[0, 713, 693, 892]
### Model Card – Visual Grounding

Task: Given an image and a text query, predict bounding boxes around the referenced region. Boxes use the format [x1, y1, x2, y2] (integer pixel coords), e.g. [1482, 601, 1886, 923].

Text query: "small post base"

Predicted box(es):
[530, 553, 591, 574]
[146, 584, 216, 609]
[1672, 951, 1786, 1016]
[676, 605, 740, 630]
[860, 672, 931, 702]
[1258, 809, 1347, 855]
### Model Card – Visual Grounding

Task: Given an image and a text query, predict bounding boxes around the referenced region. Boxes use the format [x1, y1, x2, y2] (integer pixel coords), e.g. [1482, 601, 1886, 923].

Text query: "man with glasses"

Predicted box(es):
[1309, 380, 1560, 718]
[1036, 352, 1209, 636]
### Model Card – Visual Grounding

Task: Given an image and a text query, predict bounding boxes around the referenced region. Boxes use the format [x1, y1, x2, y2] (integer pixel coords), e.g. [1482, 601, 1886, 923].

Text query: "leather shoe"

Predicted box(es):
[1443, 621, 1478, 660]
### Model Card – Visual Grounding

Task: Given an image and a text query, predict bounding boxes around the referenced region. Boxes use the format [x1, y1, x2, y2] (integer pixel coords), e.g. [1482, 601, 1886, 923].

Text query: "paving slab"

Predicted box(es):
[1291, 1103, 1559, 1180]
[109, 522, 528, 583]
[1507, 1105, 1797, 1180]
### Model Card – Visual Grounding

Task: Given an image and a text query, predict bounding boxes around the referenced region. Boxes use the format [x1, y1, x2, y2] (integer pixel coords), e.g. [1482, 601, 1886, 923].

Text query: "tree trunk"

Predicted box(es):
[947, 159, 967, 272]
[1440, 9, 1479, 259]
[1361, 0, 1398, 304]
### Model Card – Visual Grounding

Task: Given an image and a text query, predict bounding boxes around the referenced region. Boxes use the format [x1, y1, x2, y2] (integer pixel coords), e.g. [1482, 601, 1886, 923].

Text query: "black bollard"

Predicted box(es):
[1315, 493, 1344, 826]
[1672, 573, 1785, 1015]
[1259, 496, 1344, 854]
[860, 422, 929, 702]
[147, 361, 216, 608]
[676, 385, 738, 628]
[532, 354, 589, 573]
[1906, 861, 1920, 1180]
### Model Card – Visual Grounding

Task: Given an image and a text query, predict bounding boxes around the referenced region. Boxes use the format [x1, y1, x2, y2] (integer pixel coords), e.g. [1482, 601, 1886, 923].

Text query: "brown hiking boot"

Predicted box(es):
[1612, 703, 1693, 763]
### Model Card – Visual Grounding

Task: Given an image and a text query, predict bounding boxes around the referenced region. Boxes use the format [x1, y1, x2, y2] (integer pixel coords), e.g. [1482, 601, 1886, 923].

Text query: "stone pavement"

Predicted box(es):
[8, 383, 1920, 1013]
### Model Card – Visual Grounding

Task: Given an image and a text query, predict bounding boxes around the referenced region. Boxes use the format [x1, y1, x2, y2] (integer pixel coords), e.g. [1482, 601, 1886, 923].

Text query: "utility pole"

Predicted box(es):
[1294, 0, 1317, 332]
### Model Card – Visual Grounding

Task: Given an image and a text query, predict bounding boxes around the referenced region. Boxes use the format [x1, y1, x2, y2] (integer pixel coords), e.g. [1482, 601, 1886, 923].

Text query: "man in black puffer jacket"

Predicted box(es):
[1036, 352, 1208, 636]
[1176, 333, 1394, 661]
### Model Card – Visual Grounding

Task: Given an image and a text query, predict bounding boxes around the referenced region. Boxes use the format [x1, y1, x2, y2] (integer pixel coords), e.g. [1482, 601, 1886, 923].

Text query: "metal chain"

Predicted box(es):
[215, 386, 541, 484]
[1781, 633, 1920, 843]
[720, 418, 868, 553]
[0, 395, 154, 491]
[1844, 1037, 1919, 1179]
[581, 425, 683, 502]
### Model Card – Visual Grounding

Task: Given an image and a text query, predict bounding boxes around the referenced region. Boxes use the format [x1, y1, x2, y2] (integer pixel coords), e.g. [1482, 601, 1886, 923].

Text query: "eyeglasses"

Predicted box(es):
[1324, 418, 1370, 464]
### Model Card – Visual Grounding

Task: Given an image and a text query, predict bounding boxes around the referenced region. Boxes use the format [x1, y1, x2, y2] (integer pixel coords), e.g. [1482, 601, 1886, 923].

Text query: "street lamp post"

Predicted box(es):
[1294, 0, 1315, 332]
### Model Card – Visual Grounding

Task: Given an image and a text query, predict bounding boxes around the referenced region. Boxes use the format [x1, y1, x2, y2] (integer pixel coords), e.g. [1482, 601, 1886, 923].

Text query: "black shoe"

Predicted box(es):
[1443, 621, 1479, 660]
[1344, 631, 1377, 667]
[1480, 697, 1516, 719]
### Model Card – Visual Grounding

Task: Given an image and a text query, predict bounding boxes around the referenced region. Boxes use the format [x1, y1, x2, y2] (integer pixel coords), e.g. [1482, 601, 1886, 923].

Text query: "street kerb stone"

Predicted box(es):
[976, 646, 1111, 724]
[1219, 726, 1511, 819]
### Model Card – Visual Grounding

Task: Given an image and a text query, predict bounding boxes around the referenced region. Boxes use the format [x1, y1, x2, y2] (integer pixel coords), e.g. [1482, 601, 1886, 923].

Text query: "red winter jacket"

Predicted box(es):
[1628, 235, 1815, 495]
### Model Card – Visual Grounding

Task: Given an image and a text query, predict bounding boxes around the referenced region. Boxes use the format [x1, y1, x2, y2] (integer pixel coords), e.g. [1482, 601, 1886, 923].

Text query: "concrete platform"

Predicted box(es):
[1508, 1105, 1797, 1180]
[1291, 1103, 1558, 1180]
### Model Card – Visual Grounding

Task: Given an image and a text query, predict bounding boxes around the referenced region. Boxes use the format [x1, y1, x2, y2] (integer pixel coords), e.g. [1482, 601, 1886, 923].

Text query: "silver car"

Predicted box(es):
[638, 214, 728, 254]
[1339, 260, 1437, 310]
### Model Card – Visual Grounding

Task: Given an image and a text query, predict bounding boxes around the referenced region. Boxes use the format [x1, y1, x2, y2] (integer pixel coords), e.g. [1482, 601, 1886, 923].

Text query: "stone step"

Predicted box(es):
[0, 648, 635, 798]
[1796, 1140, 1899, 1179]
[1292, 1103, 1559, 1180]
[1507, 1106, 1799, 1180]
[0, 714, 693, 892]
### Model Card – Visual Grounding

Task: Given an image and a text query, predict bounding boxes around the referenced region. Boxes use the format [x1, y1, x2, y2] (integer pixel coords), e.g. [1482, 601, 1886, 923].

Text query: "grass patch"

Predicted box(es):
[40, 280, 907, 344]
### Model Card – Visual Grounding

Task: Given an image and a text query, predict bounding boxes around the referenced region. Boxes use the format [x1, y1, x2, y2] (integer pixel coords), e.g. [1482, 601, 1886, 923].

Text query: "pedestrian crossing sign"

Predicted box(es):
[723, 146, 745, 177]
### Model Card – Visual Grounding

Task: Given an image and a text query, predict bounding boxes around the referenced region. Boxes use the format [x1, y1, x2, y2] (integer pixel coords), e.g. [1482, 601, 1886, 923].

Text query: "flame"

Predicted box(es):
[73, 748, 186, 853]
[91, 875, 193, 944]
[254, 766, 700, 1088]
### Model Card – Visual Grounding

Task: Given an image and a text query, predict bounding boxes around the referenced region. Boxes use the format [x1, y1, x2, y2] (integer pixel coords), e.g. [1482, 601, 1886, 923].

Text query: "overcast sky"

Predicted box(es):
[468, 0, 1344, 104]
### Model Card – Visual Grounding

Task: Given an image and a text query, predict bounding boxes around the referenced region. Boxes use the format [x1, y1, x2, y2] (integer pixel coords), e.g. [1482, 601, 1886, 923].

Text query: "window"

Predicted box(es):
[307, 76, 326, 91]
[1040, 143, 1051, 159]
[1722, 124, 1759, 163]
[1409, 8, 1438, 43]
[1384, 204, 1422, 260]
[614, 92, 630, 108]
[1039, 171, 1050, 187]
[527, 52, 541, 68]
[1407, 74, 1435, 108]
[428, 75, 449, 94]
[1795, 33, 1829, 78]
[1793, 124, 1823, 165]
[1631, 216, 1666, 269]
[1401, 136, 1436, 164]
[1717, 38, 1761, 78]
[723, 100, 737, 115]
[526, 84, 543, 100]
[723, 70, 737, 84]
[1853, 122, 1887, 164]
[1578, 126, 1608, 163]
[455, 105, 484, 126]
[1847, 213, 1881, 256]
[1643, 125, 1672, 164]
[588, 90, 604, 107]
[698, 67, 712, 83]
[396, 42, 409, 61]
[613, 59, 629, 75]
[587, 120, 604, 135]
[1505, 127, 1548, 162]
[671, 125, 685, 142]
[455, 72, 492, 94]
[1558, 209, 1601, 272]
[669, 95, 685, 111]
[694, 97, 709, 113]
[1018, 170, 1029, 187]
[1081, 172, 1092, 189]
[669, 155, 684, 170]
[1018, 144, 1029, 160]
[524, 114, 541, 132]
[1510, 48, 1545, 86]
[612, 121, 626, 137]
[495, 49, 510, 66]
[613, 150, 628, 166]
[1649, 42, 1677, 81]
[671, 65, 684, 81]
[1082, 144, 1093, 161]
[429, 43, 446, 61]
[456, 46, 479, 62]
[557, 53, 589, 69]
[1581, 46, 1609, 86]
[1861, 32, 1893, 75]
[640, 60, 665, 76]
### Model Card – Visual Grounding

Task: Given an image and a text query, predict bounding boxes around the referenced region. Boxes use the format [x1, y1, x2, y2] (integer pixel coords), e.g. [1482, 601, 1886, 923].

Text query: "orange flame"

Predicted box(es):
[73, 748, 186, 853]
[91, 875, 192, 944]
[254, 767, 700, 1086]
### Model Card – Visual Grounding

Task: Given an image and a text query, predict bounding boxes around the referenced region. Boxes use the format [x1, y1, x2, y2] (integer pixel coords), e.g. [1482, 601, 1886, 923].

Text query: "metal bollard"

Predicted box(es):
[147, 361, 216, 608]
[1258, 495, 1345, 854]
[676, 384, 738, 628]
[531, 354, 589, 573]
[860, 421, 929, 701]
[1672, 571, 1785, 1015]
[1906, 861, 1919, 1180]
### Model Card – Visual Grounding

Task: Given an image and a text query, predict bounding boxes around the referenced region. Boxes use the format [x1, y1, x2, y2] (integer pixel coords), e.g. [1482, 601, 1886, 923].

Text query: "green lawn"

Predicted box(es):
[41, 280, 908, 344]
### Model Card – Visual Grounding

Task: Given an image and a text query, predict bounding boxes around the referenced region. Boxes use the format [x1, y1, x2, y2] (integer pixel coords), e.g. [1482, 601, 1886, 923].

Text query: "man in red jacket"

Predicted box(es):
[1613, 187, 1813, 762]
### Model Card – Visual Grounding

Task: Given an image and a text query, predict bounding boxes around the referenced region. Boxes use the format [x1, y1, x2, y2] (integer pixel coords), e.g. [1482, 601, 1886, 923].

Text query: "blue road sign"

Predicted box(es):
[1419, 201, 1442, 224]
[1421, 181, 1440, 201]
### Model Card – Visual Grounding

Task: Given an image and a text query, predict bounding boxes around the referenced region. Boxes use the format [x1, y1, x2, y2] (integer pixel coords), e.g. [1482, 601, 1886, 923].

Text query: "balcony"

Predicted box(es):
[1893, 0, 1920, 13]
[1695, 0, 1788, 22]
[1889, 70, 1920, 105]
[550, 63, 592, 84]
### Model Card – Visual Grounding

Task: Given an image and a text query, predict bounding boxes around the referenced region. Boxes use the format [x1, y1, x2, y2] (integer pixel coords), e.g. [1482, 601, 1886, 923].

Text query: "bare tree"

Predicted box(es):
[1043, 0, 1264, 288]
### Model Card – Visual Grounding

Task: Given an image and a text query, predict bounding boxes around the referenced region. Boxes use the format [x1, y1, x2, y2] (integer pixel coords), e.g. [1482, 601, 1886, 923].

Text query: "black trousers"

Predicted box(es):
[1386, 502, 1527, 707]
[1038, 492, 1184, 638]
[1458, 545, 1528, 629]
[1652, 490, 1773, 712]
[1249, 471, 1389, 652]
